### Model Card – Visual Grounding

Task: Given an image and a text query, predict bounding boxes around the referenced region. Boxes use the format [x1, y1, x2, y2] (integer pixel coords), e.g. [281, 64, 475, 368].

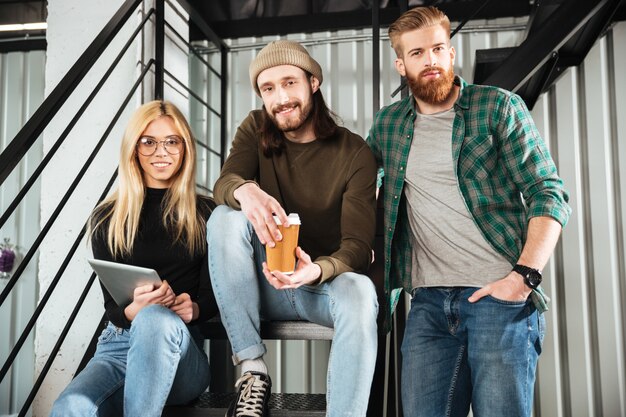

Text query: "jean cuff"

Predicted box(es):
[232, 343, 267, 365]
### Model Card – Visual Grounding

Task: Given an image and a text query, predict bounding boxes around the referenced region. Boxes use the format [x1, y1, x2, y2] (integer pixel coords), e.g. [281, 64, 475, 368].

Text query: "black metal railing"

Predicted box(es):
[0, 1, 228, 415]
[16, 171, 118, 416]
[0, 61, 153, 384]
[0, 0, 142, 186]
[177, 0, 229, 166]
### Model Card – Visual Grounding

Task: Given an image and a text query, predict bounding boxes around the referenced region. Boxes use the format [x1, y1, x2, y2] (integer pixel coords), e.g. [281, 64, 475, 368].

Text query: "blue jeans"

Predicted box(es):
[49, 305, 210, 417]
[207, 205, 379, 417]
[401, 287, 545, 417]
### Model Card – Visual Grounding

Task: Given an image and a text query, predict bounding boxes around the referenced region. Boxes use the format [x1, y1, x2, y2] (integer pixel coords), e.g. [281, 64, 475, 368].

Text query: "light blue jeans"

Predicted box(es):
[207, 205, 378, 417]
[49, 305, 210, 417]
[401, 287, 545, 417]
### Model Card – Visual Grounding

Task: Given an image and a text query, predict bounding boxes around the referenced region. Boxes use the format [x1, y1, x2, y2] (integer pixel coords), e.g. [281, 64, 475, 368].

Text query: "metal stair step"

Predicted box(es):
[162, 392, 326, 417]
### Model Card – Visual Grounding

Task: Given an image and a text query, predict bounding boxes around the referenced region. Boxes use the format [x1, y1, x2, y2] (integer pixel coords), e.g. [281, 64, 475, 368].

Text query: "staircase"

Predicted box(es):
[473, 0, 623, 109]
[0, 0, 623, 416]
[163, 321, 331, 417]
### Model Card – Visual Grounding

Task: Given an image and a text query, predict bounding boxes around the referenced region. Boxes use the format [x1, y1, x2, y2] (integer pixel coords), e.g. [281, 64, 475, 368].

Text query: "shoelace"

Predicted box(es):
[234, 373, 269, 417]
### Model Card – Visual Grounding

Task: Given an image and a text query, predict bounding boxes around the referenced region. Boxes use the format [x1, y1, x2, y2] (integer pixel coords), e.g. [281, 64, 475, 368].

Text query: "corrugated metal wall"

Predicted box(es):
[196, 18, 626, 416]
[0, 49, 45, 416]
[189, 51, 223, 191]
[535, 21, 626, 417]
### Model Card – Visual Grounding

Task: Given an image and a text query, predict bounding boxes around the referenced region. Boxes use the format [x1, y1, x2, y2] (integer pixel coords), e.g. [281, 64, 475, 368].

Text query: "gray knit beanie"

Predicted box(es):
[249, 40, 323, 96]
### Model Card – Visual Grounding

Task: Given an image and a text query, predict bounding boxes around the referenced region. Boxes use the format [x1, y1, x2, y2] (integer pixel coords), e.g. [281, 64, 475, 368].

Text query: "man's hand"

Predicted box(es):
[234, 183, 289, 247]
[170, 293, 198, 323]
[468, 271, 532, 303]
[124, 280, 176, 321]
[263, 247, 322, 290]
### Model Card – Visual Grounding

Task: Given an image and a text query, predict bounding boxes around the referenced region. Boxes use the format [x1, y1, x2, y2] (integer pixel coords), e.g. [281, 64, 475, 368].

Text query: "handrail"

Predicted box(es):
[0, 8, 155, 231]
[0, 0, 142, 186]
[450, 0, 496, 38]
[197, 184, 213, 194]
[483, 0, 617, 90]
[18, 170, 117, 417]
[164, 68, 221, 117]
[20, 275, 98, 417]
[372, 0, 380, 115]
[196, 140, 222, 159]
[161, 67, 223, 157]
[0, 63, 152, 383]
[155, 0, 165, 99]
[174, 0, 229, 167]
[0, 0, 228, 413]
[219, 47, 228, 166]
[0, 61, 154, 310]
[17, 172, 118, 417]
[176, 0, 230, 51]
[164, 20, 221, 78]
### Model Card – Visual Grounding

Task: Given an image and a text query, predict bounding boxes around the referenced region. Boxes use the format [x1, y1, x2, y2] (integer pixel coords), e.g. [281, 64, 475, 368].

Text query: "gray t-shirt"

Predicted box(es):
[404, 108, 512, 288]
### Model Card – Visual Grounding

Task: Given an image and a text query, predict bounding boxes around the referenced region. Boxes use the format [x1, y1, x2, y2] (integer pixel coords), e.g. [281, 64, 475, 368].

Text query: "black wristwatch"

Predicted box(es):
[513, 264, 542, 289]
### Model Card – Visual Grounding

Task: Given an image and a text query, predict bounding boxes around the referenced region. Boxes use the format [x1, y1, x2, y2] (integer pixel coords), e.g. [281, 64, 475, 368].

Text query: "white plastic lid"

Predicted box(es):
[273, 213, 300, 225]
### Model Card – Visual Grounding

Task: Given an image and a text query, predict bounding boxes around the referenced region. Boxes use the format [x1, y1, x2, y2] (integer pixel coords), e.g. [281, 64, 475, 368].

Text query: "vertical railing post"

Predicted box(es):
[393, 5, 409, 416]
[154, 0, 165, 99]
[372, 0, 380, 116]
[220, 45, 228, 167]
[400, 0, 409, 100]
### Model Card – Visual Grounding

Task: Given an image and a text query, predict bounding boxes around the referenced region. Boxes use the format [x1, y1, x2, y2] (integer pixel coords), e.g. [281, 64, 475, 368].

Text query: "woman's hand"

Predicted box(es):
[170, 293, 198, 323]
[123, 280, 175, 321]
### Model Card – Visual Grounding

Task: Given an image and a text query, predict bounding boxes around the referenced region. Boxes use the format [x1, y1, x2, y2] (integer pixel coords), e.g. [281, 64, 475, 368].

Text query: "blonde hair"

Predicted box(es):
[388, 6, 451, 57]
[90, 100, 205, 257]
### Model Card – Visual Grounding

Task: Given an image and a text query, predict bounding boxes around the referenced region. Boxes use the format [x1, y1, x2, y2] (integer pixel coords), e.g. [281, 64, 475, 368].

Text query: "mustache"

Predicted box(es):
[273, 101, 300, 114]
[419, 67, 443, 77]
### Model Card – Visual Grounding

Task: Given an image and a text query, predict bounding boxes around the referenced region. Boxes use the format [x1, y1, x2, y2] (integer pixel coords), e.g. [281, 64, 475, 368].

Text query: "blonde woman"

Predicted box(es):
[50, 101, 217, 417]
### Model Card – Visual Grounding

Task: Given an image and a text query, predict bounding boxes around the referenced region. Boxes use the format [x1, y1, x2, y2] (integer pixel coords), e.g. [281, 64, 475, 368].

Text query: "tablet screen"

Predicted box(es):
[88, 259, 163, 306]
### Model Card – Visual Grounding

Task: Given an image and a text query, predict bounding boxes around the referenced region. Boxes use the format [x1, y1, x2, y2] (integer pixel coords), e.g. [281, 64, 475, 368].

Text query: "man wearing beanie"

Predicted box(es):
[207, 39, 379, 417]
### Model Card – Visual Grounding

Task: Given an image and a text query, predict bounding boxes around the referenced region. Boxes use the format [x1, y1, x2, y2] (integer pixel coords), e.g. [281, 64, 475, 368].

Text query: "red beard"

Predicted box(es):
[406, 66, 456, 105]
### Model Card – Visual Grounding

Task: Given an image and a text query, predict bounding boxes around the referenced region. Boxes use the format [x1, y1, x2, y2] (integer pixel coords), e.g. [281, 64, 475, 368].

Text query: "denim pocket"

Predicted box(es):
[410, 287, 424, 299]
[537, 313, 546, 345]
[486, 295, 528, 306]
[97, 326, 115, 344]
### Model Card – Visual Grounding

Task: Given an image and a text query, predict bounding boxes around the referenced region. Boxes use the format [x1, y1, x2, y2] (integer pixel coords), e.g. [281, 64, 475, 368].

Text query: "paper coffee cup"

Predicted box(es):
[265, 213, 300, 274]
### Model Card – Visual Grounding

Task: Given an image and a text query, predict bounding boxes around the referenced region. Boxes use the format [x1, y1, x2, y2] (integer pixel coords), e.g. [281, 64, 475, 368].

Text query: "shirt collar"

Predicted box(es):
[398, 92, 417, 118]
[453, 75, 470, 111]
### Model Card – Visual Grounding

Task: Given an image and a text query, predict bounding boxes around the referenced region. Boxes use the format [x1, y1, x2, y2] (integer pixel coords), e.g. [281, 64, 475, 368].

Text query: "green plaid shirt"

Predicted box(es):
[367, 77, 571, 331]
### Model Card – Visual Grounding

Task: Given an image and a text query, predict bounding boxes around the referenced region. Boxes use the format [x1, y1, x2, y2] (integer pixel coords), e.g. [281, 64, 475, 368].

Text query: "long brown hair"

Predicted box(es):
[258, 73, 339, 157]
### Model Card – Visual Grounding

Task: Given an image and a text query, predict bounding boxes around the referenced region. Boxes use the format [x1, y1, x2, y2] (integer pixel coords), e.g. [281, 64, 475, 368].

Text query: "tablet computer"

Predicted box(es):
[88, 259, 162, 307]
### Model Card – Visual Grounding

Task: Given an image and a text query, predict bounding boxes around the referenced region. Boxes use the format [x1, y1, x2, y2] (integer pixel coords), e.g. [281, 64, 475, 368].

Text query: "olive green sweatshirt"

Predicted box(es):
[214, 110, 377, 282]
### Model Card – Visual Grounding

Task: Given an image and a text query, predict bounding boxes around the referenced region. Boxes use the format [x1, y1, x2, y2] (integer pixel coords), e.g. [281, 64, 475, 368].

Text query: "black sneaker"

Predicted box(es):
[226, 371, 272, 417]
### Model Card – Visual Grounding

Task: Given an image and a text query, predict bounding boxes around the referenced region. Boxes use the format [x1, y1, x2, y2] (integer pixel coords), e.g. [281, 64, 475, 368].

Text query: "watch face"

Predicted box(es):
[525, 270, 542, 288]
[514, 264, 542, 289]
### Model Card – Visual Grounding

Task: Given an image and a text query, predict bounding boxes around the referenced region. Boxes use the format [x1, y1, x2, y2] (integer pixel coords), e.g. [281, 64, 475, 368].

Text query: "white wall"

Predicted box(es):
[32, 1, 190, 416]
[34, 1, 139, 414]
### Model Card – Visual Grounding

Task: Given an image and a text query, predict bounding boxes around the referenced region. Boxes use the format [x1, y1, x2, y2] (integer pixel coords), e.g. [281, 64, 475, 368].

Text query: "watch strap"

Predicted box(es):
[513, 264, 535, 277]
[513, 264, 542, 289]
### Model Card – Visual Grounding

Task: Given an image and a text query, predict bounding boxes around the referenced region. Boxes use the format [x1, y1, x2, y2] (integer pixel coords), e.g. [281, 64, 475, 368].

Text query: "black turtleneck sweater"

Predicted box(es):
[91, 188, 218, 329]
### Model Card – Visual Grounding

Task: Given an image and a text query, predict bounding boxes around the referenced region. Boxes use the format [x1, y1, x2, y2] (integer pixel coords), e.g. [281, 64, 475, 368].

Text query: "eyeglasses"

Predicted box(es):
[136, 136, 185, 156]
